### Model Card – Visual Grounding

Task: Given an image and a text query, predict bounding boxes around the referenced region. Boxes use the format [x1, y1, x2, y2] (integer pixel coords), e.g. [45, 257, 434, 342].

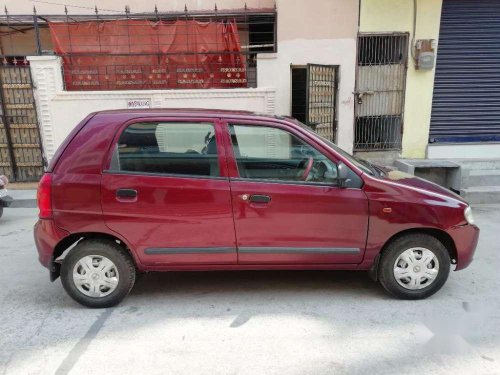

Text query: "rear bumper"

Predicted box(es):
[34, 219, 69, 269]
[447, 224, 480, 271]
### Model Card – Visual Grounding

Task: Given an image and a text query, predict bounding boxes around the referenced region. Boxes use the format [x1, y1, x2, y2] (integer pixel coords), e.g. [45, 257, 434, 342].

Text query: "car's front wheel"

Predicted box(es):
[378, 233, 451, 300]
[60, 239, 136, 308]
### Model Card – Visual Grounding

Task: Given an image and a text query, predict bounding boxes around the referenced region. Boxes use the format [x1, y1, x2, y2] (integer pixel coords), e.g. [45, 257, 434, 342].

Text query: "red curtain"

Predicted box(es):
[49, 19, 247, 90]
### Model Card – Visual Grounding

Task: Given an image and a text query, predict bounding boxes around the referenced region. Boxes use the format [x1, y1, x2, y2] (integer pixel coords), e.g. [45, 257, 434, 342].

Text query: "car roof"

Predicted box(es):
[92, 108, 289, 122]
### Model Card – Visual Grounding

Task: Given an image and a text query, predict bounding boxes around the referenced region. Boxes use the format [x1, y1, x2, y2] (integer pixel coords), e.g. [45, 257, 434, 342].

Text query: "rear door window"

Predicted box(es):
[112, 122, 219, 177]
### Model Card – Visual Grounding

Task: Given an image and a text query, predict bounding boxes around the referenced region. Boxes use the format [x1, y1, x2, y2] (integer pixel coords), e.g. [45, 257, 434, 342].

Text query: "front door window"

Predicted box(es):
[230, 124, 338, 184]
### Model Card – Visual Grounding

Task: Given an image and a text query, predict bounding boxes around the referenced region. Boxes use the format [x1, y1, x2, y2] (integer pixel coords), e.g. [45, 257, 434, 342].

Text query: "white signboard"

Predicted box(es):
[127, 99, 151, 109]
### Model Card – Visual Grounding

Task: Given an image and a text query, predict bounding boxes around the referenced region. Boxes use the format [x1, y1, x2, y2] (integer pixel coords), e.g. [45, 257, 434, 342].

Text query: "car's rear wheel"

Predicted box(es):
[61, 239, 136, 308]
[378, 233, 450, 300]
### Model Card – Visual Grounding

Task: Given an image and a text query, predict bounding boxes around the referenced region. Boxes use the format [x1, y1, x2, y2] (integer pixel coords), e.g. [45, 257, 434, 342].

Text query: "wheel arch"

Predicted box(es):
[369, 227, 457, 281]
[50, 232, 139, 281]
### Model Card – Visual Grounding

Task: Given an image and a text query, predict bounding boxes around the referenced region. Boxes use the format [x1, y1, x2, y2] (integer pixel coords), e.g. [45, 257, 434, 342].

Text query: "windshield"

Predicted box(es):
[293, 120, 375, 175]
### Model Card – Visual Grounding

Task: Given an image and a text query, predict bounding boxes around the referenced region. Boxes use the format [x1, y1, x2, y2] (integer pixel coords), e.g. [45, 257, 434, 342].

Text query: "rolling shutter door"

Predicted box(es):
[430, 0, 500, 143]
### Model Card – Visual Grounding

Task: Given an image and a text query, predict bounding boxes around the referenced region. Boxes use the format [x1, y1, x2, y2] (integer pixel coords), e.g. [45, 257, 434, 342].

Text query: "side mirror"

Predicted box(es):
[337, 162, 349, 188]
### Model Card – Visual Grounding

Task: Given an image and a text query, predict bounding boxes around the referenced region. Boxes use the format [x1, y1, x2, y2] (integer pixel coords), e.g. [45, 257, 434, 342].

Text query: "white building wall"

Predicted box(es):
[29, 43, 357, 160]
[23, 0, 359, 158]
[28, 56, 276, 160]
[257, 39, 356, 153]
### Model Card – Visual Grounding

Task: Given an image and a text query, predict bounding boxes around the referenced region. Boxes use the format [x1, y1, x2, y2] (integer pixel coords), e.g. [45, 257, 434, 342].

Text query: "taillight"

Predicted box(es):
[37, 173, 53, 219]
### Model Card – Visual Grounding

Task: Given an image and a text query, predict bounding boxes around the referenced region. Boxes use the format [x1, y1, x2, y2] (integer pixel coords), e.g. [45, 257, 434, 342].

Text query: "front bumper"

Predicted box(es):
[34, 219, 70, 271]
[447, 223, 480, 271]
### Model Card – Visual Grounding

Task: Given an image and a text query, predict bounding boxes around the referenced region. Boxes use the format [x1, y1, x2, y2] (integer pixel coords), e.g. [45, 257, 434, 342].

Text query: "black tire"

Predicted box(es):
[0, 207, 3, 219]
[378, 233, 451, 300]
[61, 239, 136, 308]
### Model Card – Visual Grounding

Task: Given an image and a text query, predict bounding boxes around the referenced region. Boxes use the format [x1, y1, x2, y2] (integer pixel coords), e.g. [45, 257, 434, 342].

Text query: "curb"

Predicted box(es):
[3, 190, 37, 209]
[8, 199, 37, 208]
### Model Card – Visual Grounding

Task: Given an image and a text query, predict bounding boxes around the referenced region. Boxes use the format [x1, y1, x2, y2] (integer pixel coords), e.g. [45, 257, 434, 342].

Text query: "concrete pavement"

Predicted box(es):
[0, 206, 499, 375]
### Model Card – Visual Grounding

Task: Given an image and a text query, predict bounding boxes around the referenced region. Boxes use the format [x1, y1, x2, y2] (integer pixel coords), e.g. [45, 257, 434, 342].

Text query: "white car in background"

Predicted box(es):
[0, 175, 13, 219]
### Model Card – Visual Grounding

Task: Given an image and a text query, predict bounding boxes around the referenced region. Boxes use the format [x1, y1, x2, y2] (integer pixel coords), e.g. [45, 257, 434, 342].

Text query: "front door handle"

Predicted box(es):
[116, 188, 137, 201]
[249, 194, 271, 203]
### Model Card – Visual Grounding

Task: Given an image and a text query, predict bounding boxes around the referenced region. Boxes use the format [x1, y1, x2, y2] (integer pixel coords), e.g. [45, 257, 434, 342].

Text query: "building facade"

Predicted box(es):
[360, 0, 500, 160]
[1, 0, 499, 183]
[1, 0, 359, 182]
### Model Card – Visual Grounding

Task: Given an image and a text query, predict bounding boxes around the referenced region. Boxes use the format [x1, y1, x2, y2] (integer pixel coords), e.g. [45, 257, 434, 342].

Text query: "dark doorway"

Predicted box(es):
[291, 66, 307, 123]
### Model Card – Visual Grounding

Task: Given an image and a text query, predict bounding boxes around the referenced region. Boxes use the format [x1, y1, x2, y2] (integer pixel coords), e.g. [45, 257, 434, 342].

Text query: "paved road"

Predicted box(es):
[0, 207, 499, 375]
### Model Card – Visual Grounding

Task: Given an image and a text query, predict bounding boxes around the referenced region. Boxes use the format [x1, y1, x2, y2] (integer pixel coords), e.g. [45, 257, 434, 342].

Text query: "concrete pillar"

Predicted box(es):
[27, 55, 63, 160]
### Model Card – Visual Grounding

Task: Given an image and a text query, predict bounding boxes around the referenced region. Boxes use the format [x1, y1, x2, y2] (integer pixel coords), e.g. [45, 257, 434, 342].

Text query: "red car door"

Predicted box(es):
[223, 120, 369, 265]
[101, 118, 237, 266]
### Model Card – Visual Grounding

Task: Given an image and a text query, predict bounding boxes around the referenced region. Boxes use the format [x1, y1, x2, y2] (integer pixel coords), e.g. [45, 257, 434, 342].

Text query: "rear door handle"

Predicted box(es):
[249, 194, 271, 203]
[116, 188, 137, 200]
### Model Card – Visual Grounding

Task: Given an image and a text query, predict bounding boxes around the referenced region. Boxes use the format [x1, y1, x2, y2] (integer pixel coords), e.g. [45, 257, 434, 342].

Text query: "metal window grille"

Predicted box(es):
[354, 33, 408, 151]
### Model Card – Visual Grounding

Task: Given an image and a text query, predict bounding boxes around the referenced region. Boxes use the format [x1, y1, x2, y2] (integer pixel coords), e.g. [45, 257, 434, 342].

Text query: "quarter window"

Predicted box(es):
[114, 122, 219, 177]
[230, 125, 338, 183]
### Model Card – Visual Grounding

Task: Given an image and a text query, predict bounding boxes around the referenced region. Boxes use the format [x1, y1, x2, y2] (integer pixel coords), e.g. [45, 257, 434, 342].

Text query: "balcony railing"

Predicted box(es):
[0, 6, 276, 91]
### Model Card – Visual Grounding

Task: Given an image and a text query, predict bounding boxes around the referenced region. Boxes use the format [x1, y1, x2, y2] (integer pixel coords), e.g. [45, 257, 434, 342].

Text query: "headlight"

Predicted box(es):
[464, 206, 474, 224]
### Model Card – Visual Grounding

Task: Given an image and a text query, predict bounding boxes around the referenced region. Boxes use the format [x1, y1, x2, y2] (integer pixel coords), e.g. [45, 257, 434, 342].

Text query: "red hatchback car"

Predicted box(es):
[34, 109, 479, 308]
